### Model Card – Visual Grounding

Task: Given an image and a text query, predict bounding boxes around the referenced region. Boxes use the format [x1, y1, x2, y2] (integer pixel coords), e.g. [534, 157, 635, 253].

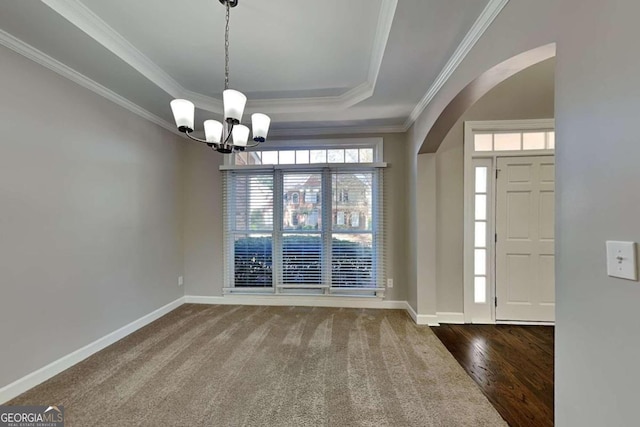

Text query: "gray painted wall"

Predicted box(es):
[436, 58, 555, 313]
[182, 143, 225, 297]
[0, 45, 185, 388]
[405, 144, 418, 312]
[382, 133, 410, 302]
[416, 153, 437, 316]
[555, 1, 640, 424]
[182, 133, 410, 302]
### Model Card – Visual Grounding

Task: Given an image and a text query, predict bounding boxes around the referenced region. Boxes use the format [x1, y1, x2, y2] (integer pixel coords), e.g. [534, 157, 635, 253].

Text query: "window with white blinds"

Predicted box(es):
[331, 172, 375, 289]
[223, 167, 385, 296]
[225, 173, 274, 288]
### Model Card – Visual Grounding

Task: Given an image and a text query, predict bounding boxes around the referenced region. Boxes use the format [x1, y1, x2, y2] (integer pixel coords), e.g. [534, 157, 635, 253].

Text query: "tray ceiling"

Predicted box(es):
[0, 0, 500, 134]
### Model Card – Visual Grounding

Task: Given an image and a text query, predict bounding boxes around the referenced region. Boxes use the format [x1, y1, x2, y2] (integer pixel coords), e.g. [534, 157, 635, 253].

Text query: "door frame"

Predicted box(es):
[463, 119, 555, 324]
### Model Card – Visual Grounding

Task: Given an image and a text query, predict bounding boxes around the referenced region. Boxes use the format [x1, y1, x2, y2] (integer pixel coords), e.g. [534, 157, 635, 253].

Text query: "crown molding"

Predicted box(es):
[41, 0, 184, 98]
[247, 81, 373, 114]
[368, 0, 398, 89]
[40, 0, 397, 115]
[403, 0, 510, 129]
[268, 124, 406, 138]
[0, 28, 178, 135]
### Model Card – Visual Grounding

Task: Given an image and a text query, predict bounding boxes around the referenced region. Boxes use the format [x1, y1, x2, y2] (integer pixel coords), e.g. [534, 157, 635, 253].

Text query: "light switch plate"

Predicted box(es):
[606, 241, 638, 281]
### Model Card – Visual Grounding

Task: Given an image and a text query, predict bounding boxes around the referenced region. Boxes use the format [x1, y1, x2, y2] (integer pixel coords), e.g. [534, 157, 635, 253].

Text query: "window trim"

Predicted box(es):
[223, 137, 384, 168]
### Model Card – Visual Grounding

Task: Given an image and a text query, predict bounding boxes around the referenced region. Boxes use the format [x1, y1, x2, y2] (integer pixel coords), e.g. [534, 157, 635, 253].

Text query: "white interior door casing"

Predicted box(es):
[496, 156, 555, 322]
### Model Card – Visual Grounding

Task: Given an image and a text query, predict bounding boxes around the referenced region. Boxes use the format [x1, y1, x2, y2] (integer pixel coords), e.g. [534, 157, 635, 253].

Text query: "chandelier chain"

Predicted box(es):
[224, 1, 230, 90]
[170, 0, 270, 153]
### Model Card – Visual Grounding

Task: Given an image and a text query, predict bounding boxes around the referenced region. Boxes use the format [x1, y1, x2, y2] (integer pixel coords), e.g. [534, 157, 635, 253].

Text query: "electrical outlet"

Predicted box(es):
[178, 276, 184, 287]
[387, 278, 394, 288]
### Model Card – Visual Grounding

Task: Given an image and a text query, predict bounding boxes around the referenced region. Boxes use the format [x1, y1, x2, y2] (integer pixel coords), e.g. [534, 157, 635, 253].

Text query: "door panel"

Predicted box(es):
[507, 191, 532, 239]
[506, 254, 532, 303]
[496, 156, 555, 322]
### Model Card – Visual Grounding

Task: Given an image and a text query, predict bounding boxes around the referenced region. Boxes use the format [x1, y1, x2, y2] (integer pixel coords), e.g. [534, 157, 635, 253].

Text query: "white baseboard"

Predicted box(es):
[185, 294, 407, 310]
[496, 320, 555, 326]
[405, 302, 418, 322]
[186, 295, 441, 325]
[436, 312, 465, 324]
[402, 302, 439, 326]
[0, 296, 185, 404]
[417, 314, 439, 326]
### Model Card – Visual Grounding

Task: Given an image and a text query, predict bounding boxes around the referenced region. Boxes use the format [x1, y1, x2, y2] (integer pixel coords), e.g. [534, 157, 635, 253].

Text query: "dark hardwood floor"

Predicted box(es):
[432, 324, 554, 427]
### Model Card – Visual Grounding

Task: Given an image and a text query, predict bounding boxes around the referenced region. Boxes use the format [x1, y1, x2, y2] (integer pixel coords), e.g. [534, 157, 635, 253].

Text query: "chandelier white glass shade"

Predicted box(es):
[169, 0, 270, 154]
[204, 119, 223, 144]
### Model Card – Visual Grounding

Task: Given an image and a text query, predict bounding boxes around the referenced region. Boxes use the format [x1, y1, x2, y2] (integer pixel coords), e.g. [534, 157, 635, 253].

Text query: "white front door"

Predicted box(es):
[495, 156, 555, 322]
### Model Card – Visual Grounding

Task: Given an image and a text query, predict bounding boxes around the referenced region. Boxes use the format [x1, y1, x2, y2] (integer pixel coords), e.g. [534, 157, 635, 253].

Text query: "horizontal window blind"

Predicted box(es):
[223, 167, 384, 295]
[233, 234, 272, 287]
[225, 172, 274, 288]
[280, 172, 324, 286]
[331, 172, 377, 289]
[230, 173, 273, 232]
[282, 234, 322, 285]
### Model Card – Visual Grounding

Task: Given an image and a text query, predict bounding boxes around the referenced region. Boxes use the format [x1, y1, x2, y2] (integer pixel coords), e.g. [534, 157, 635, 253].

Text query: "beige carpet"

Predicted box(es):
[9, 304, 506, 426]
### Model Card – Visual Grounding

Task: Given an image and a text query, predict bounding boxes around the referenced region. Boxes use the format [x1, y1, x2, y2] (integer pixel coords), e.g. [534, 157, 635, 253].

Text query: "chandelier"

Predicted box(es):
[169, 0, 270, 153]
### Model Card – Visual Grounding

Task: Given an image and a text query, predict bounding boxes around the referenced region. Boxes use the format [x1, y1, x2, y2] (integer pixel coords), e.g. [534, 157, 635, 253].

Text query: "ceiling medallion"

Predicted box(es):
[169, 0, 270, 153]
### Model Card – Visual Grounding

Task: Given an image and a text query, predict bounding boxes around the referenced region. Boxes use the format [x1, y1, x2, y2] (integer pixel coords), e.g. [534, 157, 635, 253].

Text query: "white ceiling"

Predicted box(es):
[0, 0, 497, 135]
[81, 0, 382, 98]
